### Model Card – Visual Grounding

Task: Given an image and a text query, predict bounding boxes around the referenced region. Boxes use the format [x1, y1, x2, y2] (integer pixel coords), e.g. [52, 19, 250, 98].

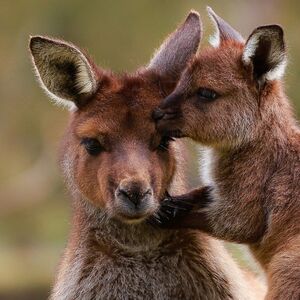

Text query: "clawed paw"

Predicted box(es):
[148, 186, 214, 228]
[147, 193, 194, 227]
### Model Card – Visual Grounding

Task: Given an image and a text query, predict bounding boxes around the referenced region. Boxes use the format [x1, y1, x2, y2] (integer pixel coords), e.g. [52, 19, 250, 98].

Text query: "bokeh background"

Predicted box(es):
[1, 0, 300, 299]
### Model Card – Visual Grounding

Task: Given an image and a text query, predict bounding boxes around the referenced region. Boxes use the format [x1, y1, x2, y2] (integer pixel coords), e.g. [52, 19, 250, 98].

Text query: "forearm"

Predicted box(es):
[167, 186, 213, 208]
[152, 186, 265, 244]
[166, 209, 263, 243]
[150, 186, 213, 230]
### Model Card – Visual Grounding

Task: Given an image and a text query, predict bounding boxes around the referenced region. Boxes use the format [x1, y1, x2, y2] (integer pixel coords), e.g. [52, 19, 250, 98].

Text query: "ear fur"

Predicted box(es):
[148, 11, 202, 78]
[207, 6, 244, 47]
[29, 36, 99, 110]
[242, 25, 286, 82]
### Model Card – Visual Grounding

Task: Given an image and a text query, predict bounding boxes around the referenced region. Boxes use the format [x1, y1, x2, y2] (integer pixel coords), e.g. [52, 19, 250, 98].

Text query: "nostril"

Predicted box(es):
[142, 189, 152, 198]
[118, 188, 130, 199]
[117, 187, 141, 206]
[117, 187, 152, 206]
[152, 108, 165, 121]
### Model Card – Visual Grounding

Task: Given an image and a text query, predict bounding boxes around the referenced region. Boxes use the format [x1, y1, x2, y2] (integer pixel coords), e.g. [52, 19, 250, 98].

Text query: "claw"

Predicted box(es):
[161, 205, 179, 218]
[147, 215, 161, 227]
[162, 199, 193, 211]
[147, 213, 164, 226]
[147, 212, 172, 228]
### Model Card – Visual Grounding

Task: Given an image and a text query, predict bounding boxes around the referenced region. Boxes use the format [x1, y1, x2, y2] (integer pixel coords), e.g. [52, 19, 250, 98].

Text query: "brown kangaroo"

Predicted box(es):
[152, 7, 300, 300]
[29, 12, 263, 300]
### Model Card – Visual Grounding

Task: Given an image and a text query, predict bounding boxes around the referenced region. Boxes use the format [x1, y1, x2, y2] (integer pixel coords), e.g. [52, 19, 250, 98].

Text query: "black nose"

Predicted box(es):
[152, 108, 165, 121]
[117, 184, 152, 207]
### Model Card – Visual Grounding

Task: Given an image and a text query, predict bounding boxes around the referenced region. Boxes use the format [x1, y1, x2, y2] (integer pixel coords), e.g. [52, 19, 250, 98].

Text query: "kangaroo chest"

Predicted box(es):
[52, 241, 234, 300]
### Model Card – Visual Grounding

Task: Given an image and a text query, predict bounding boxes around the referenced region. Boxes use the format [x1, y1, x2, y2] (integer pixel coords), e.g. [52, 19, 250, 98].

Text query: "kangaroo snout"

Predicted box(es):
[116, 180, 152, 207]
[153, 95, 185, 138]
[161, 92, 183, 109]
[153, 93, 183, 121]
[114, 179, 155, 222]
[152, 107, 166, 121]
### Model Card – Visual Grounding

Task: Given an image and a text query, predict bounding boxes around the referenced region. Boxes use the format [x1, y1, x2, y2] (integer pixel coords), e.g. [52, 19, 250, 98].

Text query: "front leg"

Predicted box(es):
[150, 186, 265, 244]
[149, 186, 214, 232]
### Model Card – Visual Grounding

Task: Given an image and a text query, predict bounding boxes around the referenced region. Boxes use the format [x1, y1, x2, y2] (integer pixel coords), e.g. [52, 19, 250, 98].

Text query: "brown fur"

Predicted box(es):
[154, 14, 300, 300]
[50, 71, 260, 300]
[29, 12, 265, 300]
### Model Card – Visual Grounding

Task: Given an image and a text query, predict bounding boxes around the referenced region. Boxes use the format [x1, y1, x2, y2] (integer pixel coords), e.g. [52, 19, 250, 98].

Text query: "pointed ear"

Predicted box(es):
[147, 11, 202, 78]
[29, 36, 99, 110]
[207, 6, 244, 47]
[242, 25, 286, 82]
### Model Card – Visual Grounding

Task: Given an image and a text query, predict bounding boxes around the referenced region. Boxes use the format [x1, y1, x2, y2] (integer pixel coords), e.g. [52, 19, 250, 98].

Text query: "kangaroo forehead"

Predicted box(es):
[75, 72, 169, 133]
[76, 105, 155, 134]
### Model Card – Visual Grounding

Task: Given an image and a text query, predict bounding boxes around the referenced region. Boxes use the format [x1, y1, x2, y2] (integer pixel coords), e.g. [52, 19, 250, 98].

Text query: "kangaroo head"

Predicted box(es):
[154, 7, 287, 148]
[30, 12, 201, 223]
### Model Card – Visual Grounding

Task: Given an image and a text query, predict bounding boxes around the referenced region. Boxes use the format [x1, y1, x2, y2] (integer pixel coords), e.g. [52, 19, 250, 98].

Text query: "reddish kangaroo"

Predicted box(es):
[153, 7, 300, 300]
[29, 12, 264, 300]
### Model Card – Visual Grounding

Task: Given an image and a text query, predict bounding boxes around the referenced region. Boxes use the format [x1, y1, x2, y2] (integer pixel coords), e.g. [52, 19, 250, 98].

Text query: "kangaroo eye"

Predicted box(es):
[81, 138, 103, 156]
[157, 136, 175, 151]
[196, 88, 219, 101]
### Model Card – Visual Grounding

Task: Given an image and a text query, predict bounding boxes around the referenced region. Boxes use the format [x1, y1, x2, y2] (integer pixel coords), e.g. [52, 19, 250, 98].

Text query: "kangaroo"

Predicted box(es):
[29, 12, 263, 300]
[152, 7, 300, 300]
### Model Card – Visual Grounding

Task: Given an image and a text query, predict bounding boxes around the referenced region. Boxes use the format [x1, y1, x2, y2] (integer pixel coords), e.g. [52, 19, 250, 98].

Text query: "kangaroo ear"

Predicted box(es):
[29, 36, 99, 110]
[147, 11, 202, 78]
[207, 7, 244, 47]
[242, 25, 286, 83]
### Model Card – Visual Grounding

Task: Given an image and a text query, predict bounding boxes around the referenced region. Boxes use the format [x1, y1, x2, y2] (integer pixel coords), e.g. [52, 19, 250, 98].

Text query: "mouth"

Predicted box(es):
[153, 108, 184, 138]
[113, 198, 158, 224]
[120, 192, 173, 225]
[156, 120, 185, 138]
[152, 107, 182, 121]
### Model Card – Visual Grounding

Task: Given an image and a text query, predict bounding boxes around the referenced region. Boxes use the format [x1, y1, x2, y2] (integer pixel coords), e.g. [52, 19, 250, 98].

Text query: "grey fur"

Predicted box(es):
[148, 11, 202, 78]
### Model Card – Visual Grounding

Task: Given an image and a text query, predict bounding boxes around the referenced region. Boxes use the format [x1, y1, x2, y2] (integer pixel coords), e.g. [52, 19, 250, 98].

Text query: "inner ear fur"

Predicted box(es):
[30, 36, 99, 109]
[207, 6, 244, 47]
[242, 25, 286, 82]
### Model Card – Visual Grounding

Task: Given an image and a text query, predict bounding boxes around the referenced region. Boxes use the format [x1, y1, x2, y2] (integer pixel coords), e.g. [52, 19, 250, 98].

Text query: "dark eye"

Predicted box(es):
[196, 88, 219, 102]
[157, 136, 175, 151]
[81, 138, 103, 156]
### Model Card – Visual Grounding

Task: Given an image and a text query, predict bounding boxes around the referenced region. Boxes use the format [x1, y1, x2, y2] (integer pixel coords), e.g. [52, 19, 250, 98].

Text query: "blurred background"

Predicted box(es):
[1, 0, 300, 299]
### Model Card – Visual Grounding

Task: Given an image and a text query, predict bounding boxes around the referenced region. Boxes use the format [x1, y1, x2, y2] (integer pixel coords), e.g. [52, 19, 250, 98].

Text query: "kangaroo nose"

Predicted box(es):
[160, 92, 183, 109]
[117, 182, 152, 207]
[152, 108, 165, 121]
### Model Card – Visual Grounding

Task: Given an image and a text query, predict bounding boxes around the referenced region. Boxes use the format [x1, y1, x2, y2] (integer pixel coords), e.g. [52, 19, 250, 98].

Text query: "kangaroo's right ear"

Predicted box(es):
[242, 25, 286, 83]
[29, 36, 99, 110]
[147, 11, 202, 79]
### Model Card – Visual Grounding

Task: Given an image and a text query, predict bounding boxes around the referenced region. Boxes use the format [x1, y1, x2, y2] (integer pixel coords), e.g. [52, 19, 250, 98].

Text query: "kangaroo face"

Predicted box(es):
[29, 12, 201, 223]
[155, 44, 259, 147]
[61, 74, 177, 223]
[154, 8, 286, 149]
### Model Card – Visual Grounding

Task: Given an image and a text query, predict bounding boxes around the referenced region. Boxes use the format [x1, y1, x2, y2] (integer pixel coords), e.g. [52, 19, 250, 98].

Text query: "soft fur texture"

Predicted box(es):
[30, 36, 99, 110]
[148, 11, 201, 78]
[154, 8, 299, 300]
[30, 12, 265, 300]
[207, 7, 244, 48]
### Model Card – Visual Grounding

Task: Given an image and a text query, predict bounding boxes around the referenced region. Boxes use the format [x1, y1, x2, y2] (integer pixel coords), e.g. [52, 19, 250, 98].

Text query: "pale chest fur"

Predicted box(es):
[53, 246, 222, 299]
[50, 221, 258, 300]
[199, 147, 215, 187]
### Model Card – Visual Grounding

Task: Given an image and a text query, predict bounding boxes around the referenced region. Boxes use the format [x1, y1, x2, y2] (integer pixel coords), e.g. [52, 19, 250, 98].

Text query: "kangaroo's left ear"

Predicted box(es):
[30, 36, 100, 110]
[147, 11, 202, 79]
[242, 25, 287, 83]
